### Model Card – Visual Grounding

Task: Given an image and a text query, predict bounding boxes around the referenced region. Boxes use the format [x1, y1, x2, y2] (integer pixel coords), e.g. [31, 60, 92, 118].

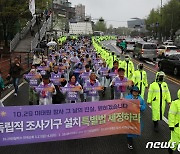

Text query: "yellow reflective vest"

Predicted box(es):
[147, 82, 171, 121]
[121, 60, 134, 80]
[168, 89, 180, 150]
[133, 70, 148, 99]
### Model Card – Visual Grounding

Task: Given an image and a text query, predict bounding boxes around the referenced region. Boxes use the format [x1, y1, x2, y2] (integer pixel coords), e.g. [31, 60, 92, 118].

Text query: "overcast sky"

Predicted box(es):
[70, 0, 169, 27]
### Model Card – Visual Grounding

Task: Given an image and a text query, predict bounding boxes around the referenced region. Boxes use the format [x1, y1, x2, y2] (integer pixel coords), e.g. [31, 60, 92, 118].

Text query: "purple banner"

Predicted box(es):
[99, 69, 109, 76]
[73, 70, 84, 73]
[61, 87, 78, 92]
[109, 72, 117, 77]
[0, 99, 140, 146]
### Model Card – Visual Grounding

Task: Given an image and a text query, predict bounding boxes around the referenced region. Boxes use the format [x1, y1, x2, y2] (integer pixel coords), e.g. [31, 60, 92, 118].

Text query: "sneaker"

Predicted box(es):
[128, 144, 133, 150]
[14, 93, 17, 96]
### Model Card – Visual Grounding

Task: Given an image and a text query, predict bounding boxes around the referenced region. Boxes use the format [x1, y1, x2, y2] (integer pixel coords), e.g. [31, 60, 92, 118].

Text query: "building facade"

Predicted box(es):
[75, 4, 85, 22]
[127, 18, 146, 32]
[69, 22, 93, 35]
[53, 0, 67, 6]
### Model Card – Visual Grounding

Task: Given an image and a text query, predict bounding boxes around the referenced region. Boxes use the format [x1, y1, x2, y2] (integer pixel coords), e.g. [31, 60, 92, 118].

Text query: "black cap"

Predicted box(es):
[118, 68, 125, 72]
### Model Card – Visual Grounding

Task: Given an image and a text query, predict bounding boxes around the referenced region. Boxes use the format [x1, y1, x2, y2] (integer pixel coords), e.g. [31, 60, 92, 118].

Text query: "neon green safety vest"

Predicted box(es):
[147, 81, 171, 121]
[132, 70, 148, 99]
[168, 89, 180, 151]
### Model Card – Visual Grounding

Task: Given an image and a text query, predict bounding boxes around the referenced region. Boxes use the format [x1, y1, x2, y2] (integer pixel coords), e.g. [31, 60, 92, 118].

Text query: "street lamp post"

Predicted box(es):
[160, 0, 163, 42]
[170, 13, 174, 40]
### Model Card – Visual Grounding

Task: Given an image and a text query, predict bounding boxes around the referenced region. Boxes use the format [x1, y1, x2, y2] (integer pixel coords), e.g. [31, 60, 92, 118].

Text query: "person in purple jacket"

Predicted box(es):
[111, 68, 133, 99]
[63, 75, 82, 103]
[84, 72, 104, 102]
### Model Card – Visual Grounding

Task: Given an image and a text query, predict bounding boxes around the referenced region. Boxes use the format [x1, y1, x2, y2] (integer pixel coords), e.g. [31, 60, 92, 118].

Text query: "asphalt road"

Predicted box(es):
[0, 40, 180, 154]
[102, 40, 180, 119]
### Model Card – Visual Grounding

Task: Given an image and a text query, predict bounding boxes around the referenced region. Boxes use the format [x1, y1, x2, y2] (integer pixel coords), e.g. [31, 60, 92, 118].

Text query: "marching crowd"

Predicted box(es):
[0, 36, 179, 153]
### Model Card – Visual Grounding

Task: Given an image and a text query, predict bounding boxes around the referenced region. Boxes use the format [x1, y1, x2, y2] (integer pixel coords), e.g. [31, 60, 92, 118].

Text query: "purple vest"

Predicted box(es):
[114, 77, 128, 92]
[36, 83, 54, 98]
[99, 67, 109, 76]
[85, 80, 99, 96]
[64, 83, 80, 101]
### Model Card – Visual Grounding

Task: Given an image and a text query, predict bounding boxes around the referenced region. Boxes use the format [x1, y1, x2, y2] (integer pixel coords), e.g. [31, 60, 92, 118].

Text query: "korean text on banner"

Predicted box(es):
[0, 99, 140, 146]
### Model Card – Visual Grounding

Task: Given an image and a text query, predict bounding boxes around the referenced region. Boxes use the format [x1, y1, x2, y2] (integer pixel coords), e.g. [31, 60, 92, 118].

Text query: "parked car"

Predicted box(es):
[150, 39, 159, 46]
[158, 54, 180, 76]
[126, 40, 135, 52]
[163, 40, 174, 46]
[157, 45, 179, 57]
[133, 42, 158, 61]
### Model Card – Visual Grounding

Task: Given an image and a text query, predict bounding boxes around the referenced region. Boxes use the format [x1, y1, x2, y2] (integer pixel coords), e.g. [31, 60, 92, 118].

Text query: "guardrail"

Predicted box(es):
[31, 14, 52, 51]
[9, 33, 20, 53]
[20, 16, 36, 39]
[10, 16, 36, 52]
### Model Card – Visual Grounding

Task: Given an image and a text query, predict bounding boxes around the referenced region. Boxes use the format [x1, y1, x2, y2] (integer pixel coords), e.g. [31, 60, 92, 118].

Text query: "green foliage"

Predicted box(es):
[0, 0, 29, 45]
[94, 17, 107, 32]
[114, 27, 131, 36]
[146, 0, 180, 39]
[0, 0, 51, 47]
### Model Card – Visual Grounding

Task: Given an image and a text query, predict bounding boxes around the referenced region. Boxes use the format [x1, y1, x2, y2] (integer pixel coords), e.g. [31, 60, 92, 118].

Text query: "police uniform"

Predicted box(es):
[168, 89, 180, 152]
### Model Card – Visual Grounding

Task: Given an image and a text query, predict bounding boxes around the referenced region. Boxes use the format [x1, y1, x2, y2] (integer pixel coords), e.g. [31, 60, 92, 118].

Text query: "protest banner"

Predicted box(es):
[0, 99, 140, 146]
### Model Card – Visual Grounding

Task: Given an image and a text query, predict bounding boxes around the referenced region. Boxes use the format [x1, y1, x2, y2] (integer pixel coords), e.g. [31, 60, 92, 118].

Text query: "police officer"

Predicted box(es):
[116, 55, 122, 67]
[133, 63, 148, 99]
[147, 71, 171, 132]
[121, 55, 134, 80]
[107, 52, 117, 69]
[168, 89, 180, 154]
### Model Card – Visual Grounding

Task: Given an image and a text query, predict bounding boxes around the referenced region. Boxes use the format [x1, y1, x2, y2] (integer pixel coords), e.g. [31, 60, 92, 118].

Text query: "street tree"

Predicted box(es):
[0, 0, 51, 48]
[94, 17, 107, 32]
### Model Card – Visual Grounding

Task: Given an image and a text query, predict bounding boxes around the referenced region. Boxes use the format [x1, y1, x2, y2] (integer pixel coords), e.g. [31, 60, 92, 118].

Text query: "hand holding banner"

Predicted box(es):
[0, 99, 140, 146]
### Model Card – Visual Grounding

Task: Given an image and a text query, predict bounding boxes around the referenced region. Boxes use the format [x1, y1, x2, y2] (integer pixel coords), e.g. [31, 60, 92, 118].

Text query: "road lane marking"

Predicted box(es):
[108, 41, 177, 125]
[1, 82, 25, 103]
[144, 60, 156, 66]
[110, 43, 180, 85]
[133, 58, 180, 85]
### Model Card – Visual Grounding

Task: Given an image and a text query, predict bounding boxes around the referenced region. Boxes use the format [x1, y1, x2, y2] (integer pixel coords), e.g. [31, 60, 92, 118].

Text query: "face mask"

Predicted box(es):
[158, 76, 164, 82]
[139, 66, 143, 70]
[31, 69, 36, 72]
[125, 58, 129, 61]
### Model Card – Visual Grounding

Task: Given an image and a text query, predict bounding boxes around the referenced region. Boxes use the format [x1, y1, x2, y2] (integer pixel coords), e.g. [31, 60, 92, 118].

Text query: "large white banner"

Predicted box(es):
[29, 0, 35, 16]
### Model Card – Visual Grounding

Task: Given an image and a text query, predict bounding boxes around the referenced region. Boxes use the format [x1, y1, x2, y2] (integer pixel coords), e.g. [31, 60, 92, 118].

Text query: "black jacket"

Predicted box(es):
[9, 63, 23, 78]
